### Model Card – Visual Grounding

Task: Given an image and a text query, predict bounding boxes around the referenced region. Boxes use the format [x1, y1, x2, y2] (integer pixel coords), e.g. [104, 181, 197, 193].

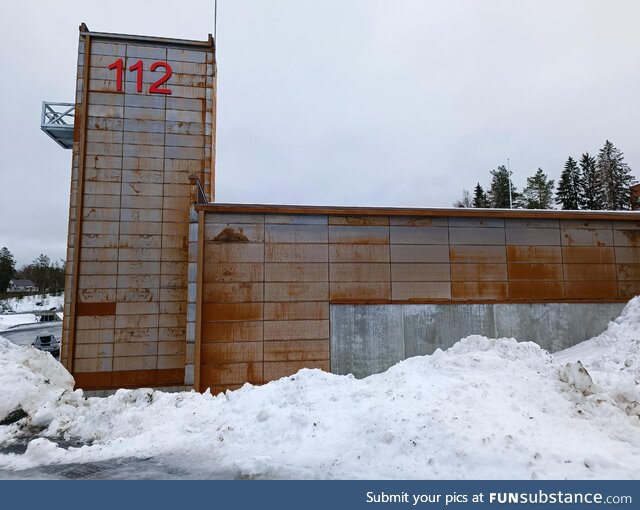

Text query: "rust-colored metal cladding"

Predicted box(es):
[196, 203, 640, 391]
[63, 24, 215, 391]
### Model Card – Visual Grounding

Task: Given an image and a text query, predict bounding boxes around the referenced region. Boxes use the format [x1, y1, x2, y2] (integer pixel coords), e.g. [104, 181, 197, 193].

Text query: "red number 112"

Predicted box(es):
[107, 58, 173, 95]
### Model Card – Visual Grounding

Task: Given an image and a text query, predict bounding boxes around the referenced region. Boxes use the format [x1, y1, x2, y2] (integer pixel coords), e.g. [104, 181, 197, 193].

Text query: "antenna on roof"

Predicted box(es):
[508, 158, 513, 209]
[214, 0, 218, 41]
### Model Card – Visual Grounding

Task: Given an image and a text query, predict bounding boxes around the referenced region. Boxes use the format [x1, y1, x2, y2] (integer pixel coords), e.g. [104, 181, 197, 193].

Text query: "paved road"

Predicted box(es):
[1, 323, 63, 347]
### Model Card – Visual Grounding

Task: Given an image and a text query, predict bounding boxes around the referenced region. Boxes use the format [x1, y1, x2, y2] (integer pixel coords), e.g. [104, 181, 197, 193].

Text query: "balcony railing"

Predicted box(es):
[41, 101, 75, 149]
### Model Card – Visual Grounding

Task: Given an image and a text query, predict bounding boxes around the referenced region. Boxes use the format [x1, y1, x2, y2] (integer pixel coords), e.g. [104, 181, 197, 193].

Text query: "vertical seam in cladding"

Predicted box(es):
[503, 218, 509, 301]
[559, 221, 566, 298]
[114, 42, 128, 371]
[262, 215, 266, 384]
[387, 216, 392, 302]
[611, 221, 620, 299]
[158, 46, 167, 375]
[327, 216, 331, 372]
[447, 217, 453, 300]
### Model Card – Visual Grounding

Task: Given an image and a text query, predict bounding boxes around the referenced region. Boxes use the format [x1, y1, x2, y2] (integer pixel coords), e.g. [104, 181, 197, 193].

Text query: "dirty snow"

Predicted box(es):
[0, 298, 639, 479]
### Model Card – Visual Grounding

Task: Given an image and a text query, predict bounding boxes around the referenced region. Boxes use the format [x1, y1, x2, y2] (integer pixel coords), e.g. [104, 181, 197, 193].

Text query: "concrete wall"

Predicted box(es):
[330, 302, 626, 378]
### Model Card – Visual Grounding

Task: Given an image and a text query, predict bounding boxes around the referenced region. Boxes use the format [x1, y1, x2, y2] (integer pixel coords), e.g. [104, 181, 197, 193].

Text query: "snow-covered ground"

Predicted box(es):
[0, 298, 639, 479]
[0, 294, 64, 331]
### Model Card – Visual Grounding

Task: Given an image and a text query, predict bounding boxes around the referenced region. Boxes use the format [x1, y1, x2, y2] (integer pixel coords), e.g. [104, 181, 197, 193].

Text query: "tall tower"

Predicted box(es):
[60, 24, 216, 390]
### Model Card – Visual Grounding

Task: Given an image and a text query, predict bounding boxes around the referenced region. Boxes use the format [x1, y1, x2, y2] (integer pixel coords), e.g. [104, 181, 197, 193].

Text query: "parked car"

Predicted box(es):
[32, 334, 60, 357]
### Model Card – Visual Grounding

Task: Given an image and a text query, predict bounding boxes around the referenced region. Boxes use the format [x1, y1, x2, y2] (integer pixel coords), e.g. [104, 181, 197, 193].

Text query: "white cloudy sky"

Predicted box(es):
[1, 0, 639, 266]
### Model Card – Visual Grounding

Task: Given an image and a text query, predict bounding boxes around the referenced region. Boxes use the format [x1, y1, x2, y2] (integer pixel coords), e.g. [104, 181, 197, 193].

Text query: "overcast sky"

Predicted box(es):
[1, 0, 639, 266]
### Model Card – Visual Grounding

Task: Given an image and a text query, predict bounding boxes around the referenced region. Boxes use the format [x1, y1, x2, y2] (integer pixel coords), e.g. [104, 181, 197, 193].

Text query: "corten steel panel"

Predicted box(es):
[64, 25, 215, 390]
[614, 247, 640, 264]
[205, 223, 264, 243]
[392, 282, 451, 301]
[449, 217, 505, 228]
[390, 226, 449, 245]
[506, 246, 562, 263]
[203, 282, 264, 303]
[202, 321, 264, 342]
[329, 244, 390, 263]
[562, 247, 615, 264]
[330, 263, 391, 282]
[389, 216, 448, 227]
[452, 281, 508, 301]
[265, 244, 328, 263]
[264, 302, 330, 321]
[391, 263, 451, 281]
[200, 362, 262, 385]
[201, 342, 263, 363]
[449, 227, 505, 245]
[564, 282, 618, 299]
[449, 245, 506, 263]
[330, 282, 392, 302]
[507, 263, 563, 280]
[563, 264, 617, 281]
[266, 224, 328, 244]
[561, 228, 614, 247]
[450, 263, 507, 281]
[505, 228, 561, 246]
[617, 264, 640, 281]
[614, 229, 640, 247]
[264, 340, 330, 362]
[329, 215, 388, 226]
[329, 225, 389, 244]
[508, 281, 565, 300]
[204, 243, 265, 263]
[391, 244, 450, 263]
[263, 320, 329, 341]
[619, 281, 640, 298]
[265, 263, 328, 282]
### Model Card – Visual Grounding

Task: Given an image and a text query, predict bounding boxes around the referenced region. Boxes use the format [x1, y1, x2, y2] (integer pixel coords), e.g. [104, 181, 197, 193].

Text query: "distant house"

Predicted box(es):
[7, 279, 37, 292]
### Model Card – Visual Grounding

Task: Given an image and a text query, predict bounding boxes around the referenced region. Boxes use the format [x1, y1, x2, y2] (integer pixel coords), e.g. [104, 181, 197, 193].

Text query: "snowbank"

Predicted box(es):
[0, 337, 75, 431]
[1, 293, 63, 313]
[0, 294, 64, 331]
[0, 299, 639, 479]
[0, 314, 38, 331]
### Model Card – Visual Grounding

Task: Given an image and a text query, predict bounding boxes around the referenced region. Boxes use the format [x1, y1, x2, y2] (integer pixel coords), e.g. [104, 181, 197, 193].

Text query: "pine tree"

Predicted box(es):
[488, 165, 518, 208]
[597, 140, 635, 210]
[580, 152, 602, 210]
[0, 247, 16, 292]
[555, 157, 583, 210]
[473, 183, 489, 208]
[522, 168, 555, 209]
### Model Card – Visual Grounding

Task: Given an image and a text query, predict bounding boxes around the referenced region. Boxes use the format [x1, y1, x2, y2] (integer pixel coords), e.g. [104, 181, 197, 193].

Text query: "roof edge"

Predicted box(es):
[195, 202, 640, 220]
[79, 23, 214, 49]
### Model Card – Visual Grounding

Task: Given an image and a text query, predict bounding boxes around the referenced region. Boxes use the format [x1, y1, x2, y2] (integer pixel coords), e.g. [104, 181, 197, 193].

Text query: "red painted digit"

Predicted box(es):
[128, 59, 144, 93]
[107, 58, 124, 92]
[149, 62, 173, 95]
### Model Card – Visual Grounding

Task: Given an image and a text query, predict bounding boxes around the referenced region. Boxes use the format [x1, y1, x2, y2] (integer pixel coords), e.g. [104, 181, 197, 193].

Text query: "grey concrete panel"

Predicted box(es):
[330, 305, 404, 378]
[330, 302, 626, 378]
[404, 304, 496, 358]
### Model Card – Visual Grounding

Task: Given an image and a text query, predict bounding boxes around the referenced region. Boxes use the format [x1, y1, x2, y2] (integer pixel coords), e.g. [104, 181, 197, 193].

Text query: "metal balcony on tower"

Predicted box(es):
[41, 101, 75, 149]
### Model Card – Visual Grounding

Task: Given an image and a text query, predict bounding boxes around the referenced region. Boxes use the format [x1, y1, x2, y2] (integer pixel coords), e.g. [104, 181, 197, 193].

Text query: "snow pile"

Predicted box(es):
[555, 296, 640, 420]
[3, 294, 64, 314]
[0, 294, 64, 331]
[0, 314, 38, 331]
[0, 300, 639, 479]
[0, 337, 75, 435]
